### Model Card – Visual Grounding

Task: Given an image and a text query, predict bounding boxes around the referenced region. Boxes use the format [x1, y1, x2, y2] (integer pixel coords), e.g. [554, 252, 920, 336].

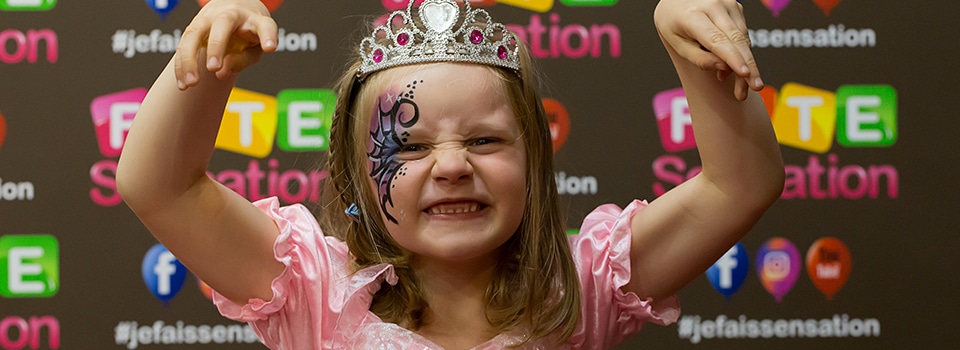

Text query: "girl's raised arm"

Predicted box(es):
[116, 0, 284, 304]
[624, 0, 785, 301]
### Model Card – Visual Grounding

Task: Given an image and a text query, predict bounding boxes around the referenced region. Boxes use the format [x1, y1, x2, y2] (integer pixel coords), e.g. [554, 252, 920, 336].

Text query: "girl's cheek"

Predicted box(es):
[400, 158, 430, 179]
[390, 164, 409, 189]
[389, 159, 427, 192]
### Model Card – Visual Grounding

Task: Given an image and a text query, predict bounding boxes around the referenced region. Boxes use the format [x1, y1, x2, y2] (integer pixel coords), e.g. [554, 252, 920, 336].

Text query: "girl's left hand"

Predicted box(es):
[654, 0, 763, 100]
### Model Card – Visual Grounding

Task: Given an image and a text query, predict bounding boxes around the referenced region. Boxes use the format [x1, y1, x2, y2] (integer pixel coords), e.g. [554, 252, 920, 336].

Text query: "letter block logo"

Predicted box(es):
[0, 234, 59, 298]
[276, 89, 335, 152]
[215, 88, 278, 158]
[559, 0, 618, 6]
[652, 88, 696, 152]
[499, 0, 554, 12]
[836, 85, 897, 147]
[90, 88, 148, 157]
[0, 0, 56, 11]
[772, 83, 836, 153]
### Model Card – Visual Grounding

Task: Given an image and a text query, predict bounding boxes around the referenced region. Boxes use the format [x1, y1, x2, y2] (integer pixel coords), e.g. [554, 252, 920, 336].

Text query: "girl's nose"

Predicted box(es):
[431, 147, 473, 183]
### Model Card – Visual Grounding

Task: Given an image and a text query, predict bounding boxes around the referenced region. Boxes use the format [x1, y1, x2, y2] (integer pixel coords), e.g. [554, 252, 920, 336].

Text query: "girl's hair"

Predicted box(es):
[320, 21, 580, 344]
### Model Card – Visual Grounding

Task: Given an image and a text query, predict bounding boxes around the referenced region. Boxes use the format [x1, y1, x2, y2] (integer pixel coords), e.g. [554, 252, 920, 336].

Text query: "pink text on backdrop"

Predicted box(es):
[652, 153, 899, 200]
[506, 13, 621, 59]
[90, 159, 329, 207]
[0, 29, 58, 64]
[0, 316, 59, 350]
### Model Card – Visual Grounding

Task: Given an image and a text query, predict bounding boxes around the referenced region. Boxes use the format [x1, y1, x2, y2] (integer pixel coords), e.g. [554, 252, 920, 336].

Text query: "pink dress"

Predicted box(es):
[213, 198, 680, 349]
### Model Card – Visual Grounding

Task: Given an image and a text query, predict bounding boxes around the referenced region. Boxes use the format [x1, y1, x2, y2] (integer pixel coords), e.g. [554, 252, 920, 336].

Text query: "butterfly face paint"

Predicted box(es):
[367, 80, 422, 224]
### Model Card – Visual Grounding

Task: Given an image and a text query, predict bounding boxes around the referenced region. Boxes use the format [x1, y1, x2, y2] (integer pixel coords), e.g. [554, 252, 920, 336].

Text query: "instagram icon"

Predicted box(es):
[756, 238, 801, 302]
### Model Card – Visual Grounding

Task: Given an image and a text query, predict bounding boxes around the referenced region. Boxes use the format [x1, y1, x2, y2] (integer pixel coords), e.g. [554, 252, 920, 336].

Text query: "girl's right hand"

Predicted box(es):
[654, 0, 761, 101]
[175, 0, 279, 90]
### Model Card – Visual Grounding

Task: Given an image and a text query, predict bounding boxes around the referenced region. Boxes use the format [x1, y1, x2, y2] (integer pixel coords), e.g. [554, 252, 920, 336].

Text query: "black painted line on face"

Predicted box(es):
[368, 80, 423, 224]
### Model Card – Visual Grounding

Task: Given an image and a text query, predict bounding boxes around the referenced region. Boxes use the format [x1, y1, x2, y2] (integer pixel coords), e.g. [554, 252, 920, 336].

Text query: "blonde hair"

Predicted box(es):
[320, 20, 580, 345]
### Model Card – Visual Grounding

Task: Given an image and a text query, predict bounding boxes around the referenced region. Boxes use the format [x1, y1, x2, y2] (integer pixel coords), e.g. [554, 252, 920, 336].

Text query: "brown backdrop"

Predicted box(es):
[1, 0, 958, 349]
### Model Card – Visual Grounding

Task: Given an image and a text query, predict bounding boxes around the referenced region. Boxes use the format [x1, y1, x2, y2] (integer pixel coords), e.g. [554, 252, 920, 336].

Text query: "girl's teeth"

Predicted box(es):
[429, 203, 480, 214]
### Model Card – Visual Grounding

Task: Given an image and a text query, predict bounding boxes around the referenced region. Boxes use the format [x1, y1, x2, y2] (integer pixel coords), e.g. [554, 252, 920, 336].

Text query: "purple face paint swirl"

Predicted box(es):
[368, 81, 422, 224]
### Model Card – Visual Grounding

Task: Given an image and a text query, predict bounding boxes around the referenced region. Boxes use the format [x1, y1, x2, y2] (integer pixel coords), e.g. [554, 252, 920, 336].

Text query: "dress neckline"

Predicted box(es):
[343, 263, 526, 349]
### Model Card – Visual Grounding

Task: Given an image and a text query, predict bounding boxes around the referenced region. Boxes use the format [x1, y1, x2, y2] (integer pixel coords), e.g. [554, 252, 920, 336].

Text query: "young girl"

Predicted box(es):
[117, 0, 784, 348]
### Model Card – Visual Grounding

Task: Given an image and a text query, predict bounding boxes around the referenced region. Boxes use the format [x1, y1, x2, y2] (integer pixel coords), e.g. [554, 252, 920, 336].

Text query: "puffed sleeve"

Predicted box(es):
[566, 200, 681, 348]
[211, 197, 352, 349]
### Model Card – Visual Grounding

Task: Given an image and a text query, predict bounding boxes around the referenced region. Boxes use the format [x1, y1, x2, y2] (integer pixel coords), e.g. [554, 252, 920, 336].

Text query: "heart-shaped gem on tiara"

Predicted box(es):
[420, 1, 459, 34]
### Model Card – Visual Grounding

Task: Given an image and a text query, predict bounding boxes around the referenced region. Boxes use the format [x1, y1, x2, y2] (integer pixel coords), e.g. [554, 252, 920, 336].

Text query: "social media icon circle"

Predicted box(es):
[813, 0, 841, 16]
[197, 276, 214, 300]
[761, 0, 791, 17]
[706, 242, 749, 299]
[756, 237, 800, 302]
[142, 243, 187, 306]
[806, 237, 851, 300]
[543, 98, 570, 153]
[146, 0, 179, 20]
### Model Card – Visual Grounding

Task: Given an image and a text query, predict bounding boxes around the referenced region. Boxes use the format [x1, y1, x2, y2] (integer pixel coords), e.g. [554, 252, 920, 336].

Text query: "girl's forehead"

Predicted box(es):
[359, 64, 511, 128]
[373, 63, 506, 96]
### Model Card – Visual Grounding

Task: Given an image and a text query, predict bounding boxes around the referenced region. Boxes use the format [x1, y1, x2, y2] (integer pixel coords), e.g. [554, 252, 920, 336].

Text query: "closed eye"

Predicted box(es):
[469, 137, 500, 147]
[399, 144, 427, 153]
[467, 137, 509, 154]
[397, 143, 430, 160]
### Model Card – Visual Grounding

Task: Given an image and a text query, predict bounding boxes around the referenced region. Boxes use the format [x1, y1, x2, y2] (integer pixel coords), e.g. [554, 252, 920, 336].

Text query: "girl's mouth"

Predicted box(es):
[425, 202, 485, 215]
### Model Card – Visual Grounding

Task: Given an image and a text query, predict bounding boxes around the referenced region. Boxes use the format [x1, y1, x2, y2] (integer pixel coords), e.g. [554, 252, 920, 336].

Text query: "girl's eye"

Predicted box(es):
[399, 144, 426, 153]
[470, 138, 499, 147]
[396, 144, 430, 161]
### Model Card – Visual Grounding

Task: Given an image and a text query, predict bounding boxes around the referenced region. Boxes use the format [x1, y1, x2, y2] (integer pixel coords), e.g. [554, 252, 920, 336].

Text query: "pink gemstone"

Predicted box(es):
[397, 33, 410, 46]
[373, 49, 384, 63]
[497, 46, 508, 59]
[469, 30, 483, 44]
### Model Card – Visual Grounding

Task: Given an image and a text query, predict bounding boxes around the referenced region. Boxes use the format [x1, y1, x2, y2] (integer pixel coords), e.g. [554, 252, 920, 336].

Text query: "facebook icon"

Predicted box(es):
[705, 242, 749, 299]
[141, 243, 187, 306]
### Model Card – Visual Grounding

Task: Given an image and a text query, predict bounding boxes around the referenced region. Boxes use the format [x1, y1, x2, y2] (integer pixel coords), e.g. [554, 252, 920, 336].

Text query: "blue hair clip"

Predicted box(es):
[345, 203, 360, 219]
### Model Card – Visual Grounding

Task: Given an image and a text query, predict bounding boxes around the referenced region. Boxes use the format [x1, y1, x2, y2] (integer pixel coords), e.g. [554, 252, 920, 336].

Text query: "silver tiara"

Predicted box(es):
[358, 0, 520, 77]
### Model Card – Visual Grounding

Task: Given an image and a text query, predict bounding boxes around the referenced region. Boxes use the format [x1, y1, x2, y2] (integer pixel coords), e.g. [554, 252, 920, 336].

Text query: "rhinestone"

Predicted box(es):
[497, 46, 508, 59]
[397, 33, 410, 46]
[469, 30, 483, 44]
[373, 49, 384, 63]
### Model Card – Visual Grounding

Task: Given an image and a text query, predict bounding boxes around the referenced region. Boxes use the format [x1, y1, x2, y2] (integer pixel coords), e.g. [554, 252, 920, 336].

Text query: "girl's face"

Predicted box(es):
[365, 63, 527, 264]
